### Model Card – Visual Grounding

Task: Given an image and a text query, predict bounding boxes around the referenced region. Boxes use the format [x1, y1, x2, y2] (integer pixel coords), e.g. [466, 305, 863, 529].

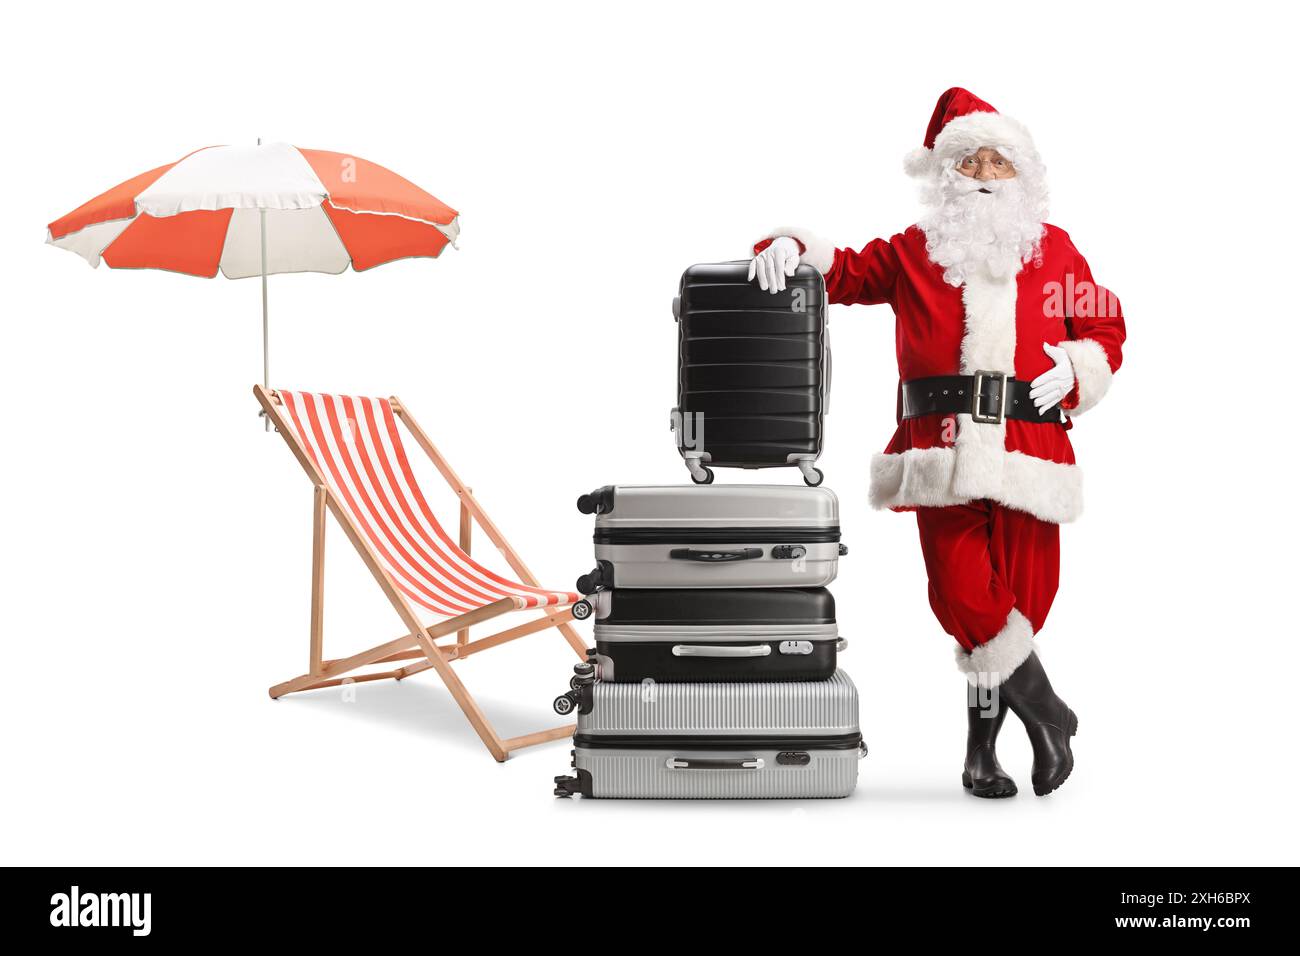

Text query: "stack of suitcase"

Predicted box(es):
[553, 262, 865, 800]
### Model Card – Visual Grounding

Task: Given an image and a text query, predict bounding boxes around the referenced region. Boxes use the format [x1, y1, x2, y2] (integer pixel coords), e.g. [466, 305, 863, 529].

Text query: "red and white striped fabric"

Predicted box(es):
[46, 143, 458, 277]
[278, 391, 578, 617]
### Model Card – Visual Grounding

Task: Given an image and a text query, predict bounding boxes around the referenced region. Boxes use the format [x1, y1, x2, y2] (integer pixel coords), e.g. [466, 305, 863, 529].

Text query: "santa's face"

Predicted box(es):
[918, 144, 1045, 287]
[956, 147, 1017, 183]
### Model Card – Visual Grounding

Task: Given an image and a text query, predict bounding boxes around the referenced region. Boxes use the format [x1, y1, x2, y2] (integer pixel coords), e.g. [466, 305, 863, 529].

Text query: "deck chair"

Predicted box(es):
[254, 385, 589, 761]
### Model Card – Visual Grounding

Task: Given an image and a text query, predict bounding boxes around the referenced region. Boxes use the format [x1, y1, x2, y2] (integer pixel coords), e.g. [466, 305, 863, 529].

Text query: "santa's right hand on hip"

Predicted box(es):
[748, 236, 800, 293]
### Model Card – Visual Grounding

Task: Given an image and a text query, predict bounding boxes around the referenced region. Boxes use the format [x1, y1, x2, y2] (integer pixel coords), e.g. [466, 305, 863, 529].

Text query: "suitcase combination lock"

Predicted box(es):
[770, 545, 807, 560]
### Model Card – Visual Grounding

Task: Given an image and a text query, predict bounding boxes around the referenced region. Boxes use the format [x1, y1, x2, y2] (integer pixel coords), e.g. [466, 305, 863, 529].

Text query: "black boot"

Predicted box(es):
[997, 651, 1078, 796]
[962, 688, 1017, 798]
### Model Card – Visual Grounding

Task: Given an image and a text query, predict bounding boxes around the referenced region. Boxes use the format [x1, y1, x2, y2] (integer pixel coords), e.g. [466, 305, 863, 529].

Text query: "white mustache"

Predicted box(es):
[949, 174, 1011, 196]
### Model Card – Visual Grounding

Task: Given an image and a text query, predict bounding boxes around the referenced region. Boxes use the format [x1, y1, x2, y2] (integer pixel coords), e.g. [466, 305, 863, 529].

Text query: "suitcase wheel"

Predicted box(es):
[571, 661, 596, 689]
[801, 465, 824, 487]
[571, 599, 593, 621]
[553, 692, 578, 716]
[576, 561, 613, 595]
[689, 465, 715, 485]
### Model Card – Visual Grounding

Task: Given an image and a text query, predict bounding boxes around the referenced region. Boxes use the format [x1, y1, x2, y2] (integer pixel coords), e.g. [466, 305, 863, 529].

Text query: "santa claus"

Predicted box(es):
[750, 88, 1126, 798]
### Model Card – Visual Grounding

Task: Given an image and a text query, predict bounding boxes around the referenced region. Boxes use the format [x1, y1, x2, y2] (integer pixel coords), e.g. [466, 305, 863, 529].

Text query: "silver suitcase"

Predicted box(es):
[553, 670, 865, 799]
[573, 485, 845, 593]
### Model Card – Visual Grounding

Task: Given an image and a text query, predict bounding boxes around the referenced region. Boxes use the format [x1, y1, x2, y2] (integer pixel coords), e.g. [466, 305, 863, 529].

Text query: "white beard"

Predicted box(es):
[918, 167, 1046, 287]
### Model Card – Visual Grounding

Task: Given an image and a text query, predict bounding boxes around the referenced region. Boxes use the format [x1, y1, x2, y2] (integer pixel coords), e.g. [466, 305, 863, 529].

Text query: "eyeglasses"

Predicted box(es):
[957, 153, 1014, 172]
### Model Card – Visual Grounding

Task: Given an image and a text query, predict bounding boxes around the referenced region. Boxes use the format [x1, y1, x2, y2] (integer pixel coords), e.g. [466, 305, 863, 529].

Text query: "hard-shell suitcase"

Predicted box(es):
[670, 261, 829, 487]
[588, 587, 843, 683]
[574, 484, 844, 593]
[552, 670, 865, 799]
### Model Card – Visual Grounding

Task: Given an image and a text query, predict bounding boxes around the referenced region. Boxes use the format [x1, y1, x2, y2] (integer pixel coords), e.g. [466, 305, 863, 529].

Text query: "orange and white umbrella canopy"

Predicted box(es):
[46, 143, 459, 277]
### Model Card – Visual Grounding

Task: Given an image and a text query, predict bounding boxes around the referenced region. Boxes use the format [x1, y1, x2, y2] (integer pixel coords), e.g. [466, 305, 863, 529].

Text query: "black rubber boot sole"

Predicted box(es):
[962, 771, 1018, 798]
[1031, 709, 1078, 797]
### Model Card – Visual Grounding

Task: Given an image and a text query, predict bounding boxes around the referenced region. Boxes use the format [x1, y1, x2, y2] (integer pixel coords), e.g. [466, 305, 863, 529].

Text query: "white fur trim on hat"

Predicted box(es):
[905, 110, 1039, 179]
[1059, 338, 1113, 416]
[955, 608, 1035, 689]
[754, 226, 836, 275]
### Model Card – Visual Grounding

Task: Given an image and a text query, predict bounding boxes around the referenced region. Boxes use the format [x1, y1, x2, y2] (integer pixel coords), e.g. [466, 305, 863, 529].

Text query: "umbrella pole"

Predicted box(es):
[260, 205, 270, 431]
[257, 135, 272, 431]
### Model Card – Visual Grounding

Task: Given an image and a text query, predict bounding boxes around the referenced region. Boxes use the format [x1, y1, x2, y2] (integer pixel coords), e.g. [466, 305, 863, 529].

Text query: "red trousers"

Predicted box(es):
[915, 502, 1060, 651]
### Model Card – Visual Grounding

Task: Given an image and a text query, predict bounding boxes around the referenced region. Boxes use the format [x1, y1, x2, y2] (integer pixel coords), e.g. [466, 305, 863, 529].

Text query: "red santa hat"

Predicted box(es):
[903, 88, 1039, 178]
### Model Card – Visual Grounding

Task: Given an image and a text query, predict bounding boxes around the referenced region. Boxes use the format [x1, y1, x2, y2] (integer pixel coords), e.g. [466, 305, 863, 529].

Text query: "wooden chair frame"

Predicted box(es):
[254, 385, 588, 761]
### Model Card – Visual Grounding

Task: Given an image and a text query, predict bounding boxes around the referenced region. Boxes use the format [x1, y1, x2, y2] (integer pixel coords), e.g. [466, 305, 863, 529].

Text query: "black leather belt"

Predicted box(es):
[899, 372, 1060, 425]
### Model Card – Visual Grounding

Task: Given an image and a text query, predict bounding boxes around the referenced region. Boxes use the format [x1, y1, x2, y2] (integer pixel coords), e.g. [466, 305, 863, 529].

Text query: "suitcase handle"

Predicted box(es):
[666, 757, 765, 771]
[823, 321, 832, 416]
[671, 644, 772, 658]
[668, 547, 763, 563]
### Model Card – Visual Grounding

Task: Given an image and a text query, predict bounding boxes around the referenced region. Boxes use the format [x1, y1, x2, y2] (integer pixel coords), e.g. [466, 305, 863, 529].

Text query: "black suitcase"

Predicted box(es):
[671, 261, 829, 486]
[587, 587, 842, 683]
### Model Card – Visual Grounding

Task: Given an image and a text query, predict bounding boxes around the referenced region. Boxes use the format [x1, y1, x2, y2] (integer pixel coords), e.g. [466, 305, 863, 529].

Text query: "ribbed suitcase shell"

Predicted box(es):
[672, 261, 828, 474]
[565, 671, 863, 799]
[570, 747, 860, 799]
[591, 587, 839, 683]
[582, 485, 842, 590]
[578, 670, 858, 736]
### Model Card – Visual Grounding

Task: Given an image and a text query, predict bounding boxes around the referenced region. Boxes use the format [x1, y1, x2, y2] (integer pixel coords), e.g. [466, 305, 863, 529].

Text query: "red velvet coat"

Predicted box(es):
[757, 224, 1125, 523]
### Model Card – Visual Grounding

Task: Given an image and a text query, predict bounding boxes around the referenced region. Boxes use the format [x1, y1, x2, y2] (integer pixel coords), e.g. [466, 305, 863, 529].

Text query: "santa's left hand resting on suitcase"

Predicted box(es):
[747, 235, 801, 292]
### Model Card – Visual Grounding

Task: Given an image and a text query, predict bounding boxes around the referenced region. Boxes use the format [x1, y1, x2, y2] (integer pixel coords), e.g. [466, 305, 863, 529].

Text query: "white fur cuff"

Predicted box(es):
[1060, 338, 1113, 416]
[869, 446, 1084, 524]
[954, 608, 1034, 689]
[754, 226, 836, 276]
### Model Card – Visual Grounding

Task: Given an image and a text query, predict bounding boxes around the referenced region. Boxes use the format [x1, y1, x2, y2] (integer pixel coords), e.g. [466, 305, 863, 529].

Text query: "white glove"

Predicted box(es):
[748, 236, 801, 293]
[1029, 342, 1075, 418]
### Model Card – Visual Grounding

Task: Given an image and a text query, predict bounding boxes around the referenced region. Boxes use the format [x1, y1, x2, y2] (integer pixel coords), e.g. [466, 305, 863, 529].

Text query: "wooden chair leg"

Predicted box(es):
[269, 612, 579, 761]
[411, 630, 509, 762]
[309, 485, 327, 675]
[286, 669, 409, 694]
[269, 633, 420, 699]
[457, 488, 472, 650]
[555, 616, 589, 659]
[502, 724, 576, 753]
[453, 610, 576, 658]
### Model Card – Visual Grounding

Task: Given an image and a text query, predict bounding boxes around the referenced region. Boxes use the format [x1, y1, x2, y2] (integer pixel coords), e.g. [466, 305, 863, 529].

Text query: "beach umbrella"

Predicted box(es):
[46, 142, 459, 424]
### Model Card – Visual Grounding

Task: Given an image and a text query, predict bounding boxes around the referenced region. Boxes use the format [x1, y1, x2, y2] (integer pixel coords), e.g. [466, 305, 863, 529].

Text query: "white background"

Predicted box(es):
[3, 1, 1295, 866]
